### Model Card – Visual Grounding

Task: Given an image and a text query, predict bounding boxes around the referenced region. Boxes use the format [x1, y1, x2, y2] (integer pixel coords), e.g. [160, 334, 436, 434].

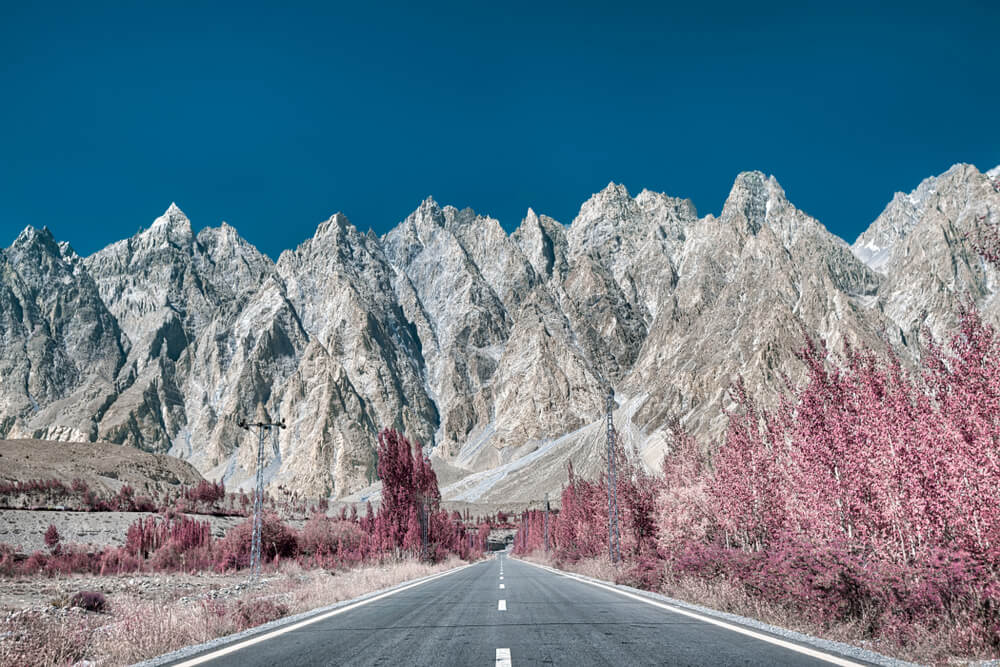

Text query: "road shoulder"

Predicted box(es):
[514, 557, 913, 667]
[137, 559, 478, 667]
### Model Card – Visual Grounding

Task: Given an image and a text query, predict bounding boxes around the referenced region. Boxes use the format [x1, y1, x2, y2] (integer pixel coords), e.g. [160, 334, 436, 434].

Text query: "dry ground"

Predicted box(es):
[1, 557, 467, 666]
[0, 509, 248, 556]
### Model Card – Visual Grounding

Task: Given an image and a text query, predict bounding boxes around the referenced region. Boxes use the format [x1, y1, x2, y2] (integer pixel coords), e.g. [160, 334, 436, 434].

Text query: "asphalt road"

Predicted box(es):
[164, 552, 878, 667]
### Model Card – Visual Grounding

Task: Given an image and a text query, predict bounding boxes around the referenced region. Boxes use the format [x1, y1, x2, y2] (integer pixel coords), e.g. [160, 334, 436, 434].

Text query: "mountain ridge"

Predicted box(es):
[3, 163, 998, 502]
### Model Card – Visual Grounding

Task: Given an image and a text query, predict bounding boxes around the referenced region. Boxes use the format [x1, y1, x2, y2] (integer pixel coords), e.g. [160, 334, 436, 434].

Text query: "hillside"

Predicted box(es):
[0, 438, 204, 500]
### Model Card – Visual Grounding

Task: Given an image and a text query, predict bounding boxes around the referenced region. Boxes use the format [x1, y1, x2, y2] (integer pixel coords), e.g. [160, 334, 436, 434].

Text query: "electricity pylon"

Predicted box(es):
[419, 494, 429, 560]
[544, 492, 550, 553]
[238, 415, 286, 581]
[606, 389, 621, 564]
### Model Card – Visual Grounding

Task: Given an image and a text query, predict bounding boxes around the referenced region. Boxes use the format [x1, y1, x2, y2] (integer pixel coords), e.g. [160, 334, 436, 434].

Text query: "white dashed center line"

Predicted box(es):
[498, 599, 507, 611]
[499, 583, 505, 589]
[496, 647, 512, 666]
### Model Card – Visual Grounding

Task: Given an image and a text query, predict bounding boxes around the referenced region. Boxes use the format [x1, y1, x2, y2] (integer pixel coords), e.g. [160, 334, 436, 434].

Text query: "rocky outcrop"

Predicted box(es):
[277, 212, 437, 453]
[0, 228, 125, 442]
[852, 163, 1000, 342]
[382, 199, 525, 457]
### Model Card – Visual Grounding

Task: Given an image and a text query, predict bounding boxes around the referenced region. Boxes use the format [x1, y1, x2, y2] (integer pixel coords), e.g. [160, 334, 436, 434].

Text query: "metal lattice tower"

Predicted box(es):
[419, 495, 429, 560]
[606, 389, 621, 564]
[544, 492, 550, 553]
[238, 416, 285, 582]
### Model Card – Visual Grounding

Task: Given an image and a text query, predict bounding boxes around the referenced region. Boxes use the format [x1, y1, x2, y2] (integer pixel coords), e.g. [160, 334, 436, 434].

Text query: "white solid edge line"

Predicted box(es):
[172, 562, 475, 666]
[519, 560, 863, 667]
[496, 647, 512, 667]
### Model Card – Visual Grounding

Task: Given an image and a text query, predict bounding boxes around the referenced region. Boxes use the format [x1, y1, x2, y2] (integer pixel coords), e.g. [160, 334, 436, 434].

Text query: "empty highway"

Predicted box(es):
[158, 553, 885, 666]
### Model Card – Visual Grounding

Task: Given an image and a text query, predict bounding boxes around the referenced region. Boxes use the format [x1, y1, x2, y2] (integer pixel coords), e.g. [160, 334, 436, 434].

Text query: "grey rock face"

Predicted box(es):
[3, 163, 998, 502]
[567, 183, 695, 323]
[0, 228, 125, 441]
[851, 163, 1000, 342]
[277, 212, 437, 455]
[382, 199, 530, 457]
[623, 172, 891, 454]
[512, 209, 568, 283]
[84, 204, 277, 456]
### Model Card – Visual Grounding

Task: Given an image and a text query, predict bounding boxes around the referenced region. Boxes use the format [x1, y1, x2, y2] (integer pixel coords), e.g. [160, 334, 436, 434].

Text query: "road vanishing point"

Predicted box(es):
[157, 552, 883, 667]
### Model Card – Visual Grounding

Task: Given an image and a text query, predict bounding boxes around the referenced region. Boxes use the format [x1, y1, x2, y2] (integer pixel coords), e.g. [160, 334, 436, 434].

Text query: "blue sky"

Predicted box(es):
[1, 1, 997, 259]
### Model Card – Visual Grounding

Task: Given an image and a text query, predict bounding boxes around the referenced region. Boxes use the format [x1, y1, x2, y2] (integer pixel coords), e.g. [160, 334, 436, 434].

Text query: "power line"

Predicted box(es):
[237, 415, 286, 582]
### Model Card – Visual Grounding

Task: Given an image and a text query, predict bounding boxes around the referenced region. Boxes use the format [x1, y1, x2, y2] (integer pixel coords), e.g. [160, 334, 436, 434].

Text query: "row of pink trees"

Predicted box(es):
[515, 306, 1000, 649]
[0, 476, 248, 515]
[2, 428, 491, 577]
[705, 308, 1000, 565]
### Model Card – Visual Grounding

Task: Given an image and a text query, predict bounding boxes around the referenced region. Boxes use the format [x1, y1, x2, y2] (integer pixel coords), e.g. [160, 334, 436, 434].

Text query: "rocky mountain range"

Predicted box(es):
[2, 163, 998, 503]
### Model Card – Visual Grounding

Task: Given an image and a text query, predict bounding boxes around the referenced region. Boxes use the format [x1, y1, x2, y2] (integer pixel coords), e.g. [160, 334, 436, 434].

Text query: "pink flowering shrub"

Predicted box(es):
[185, 479, 226, 505]
[215, 511, 298, 571]
[235, 597, 290, 630]
[69, 590, 106, 612]
[43, 524, 60, 552]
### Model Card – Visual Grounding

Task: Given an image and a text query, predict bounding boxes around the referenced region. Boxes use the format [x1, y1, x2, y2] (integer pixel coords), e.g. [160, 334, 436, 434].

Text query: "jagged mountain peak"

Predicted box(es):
[313, 211, 355, 239]
[1, 222, 128, 421]
[512, 208, 568, 282]
[599, 181, 631, 198]
[197, 220, 246, 244]
[576, 182, 635, 221]
[4, 228, 74, 303]
[407, 196, 502, 238]
[516, 207, 565, 237]
[385, 197, 513, 273]
[852, 163, 992, 273]
[719, 171, 787, 235]
[6, 226, 85, 278]
[154, 201, 190, 225]
[444, 208, 507, 241]
[11, 225, 59, 252]
[635, 189, 698, 225]
[194, 221, 266, 264]
[280, 212, 386, 286]
[57, 241, 78, 261]
[401, 196, 447, 234]
[144, 202, 194, 247]
[569, 183, 644, 256]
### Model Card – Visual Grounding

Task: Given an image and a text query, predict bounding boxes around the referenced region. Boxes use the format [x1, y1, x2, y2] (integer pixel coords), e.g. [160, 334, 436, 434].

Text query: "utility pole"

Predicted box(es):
[238, 415, 286, 582]
[606, 389, 621, 564]
[413, 492, 430, 560]
[544, 492, 550, 553]
[420, 495, 429, 560]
